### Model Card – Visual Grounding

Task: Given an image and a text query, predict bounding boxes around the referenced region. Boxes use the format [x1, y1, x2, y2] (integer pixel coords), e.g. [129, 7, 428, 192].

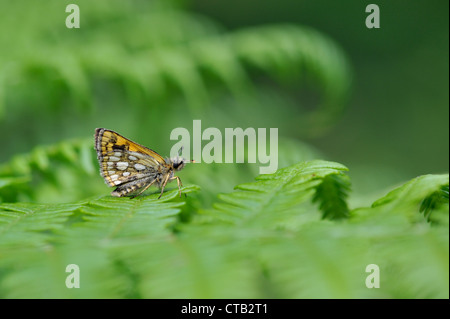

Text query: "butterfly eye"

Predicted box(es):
[173, 161, 181, 169]
[172, 158, 186, 170]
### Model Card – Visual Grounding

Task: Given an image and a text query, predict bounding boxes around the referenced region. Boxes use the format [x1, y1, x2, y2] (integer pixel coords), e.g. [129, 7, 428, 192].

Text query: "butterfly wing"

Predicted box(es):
[94, 128, 167, 187]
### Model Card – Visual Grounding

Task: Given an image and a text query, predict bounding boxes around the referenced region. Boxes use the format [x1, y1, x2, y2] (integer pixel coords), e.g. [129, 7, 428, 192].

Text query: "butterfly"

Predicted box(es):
[94, 128, 192, 198]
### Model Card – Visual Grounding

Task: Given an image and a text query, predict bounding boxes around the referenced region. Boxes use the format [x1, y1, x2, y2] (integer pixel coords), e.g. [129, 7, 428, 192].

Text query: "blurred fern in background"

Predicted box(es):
[0, 0, 349, 204]
[0, 0, 448, 298]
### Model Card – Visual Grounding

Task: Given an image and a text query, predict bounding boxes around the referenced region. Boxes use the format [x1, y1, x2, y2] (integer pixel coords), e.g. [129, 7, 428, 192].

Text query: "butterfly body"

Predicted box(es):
[94, 128, 188, 198]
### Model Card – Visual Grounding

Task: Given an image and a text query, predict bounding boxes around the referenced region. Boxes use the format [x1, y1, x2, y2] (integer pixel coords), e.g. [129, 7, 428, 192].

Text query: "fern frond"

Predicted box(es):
[0, 138, 98, 203]
[65, 185, 200, 243]
[202, 160, 349, 227]
[0, 185, 199, 298]
[230, 24, 351, 134]
[0, 185, 198, 246]
[370, 174, 449, 223]
[312, 173, 351, 220]
[420, 184, 449, 223]
[0, 163, 447, 298]
[0, 3, 350, 123]
[0, 201, 85, 248]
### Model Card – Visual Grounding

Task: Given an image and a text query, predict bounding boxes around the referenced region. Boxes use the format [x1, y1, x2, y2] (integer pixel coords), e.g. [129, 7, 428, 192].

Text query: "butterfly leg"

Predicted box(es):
[158, 174, 171, 199]
[130, 178, 157, 199]
[173, 176, 183, 197]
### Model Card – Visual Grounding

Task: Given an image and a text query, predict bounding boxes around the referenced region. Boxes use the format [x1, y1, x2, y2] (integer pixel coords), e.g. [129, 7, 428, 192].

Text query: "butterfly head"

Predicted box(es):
[169, 156, 186, 171]
[168, 147, 194, 171]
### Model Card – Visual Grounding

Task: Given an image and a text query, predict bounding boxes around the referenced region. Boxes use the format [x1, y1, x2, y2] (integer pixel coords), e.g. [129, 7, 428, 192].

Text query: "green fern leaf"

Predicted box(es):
[0, 201, 84, 248]
[0, 185, 199, 298]
[371, 174, 449, 223]
[419, 184, 449, 223]
[0, 139, 99, 203]
[0, 3, 350, 126]
[202, 160, 349, 227]
[312, 173, 351, 220]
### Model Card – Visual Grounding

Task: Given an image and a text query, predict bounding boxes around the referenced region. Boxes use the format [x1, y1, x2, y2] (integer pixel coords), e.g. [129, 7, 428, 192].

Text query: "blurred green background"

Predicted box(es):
[191, 0, 449, 196]
[0, 0, 447, 206]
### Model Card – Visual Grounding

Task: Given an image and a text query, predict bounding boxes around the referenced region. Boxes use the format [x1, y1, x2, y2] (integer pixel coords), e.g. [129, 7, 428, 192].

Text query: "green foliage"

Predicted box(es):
[0, 156, 447, 298]
[0, 6, 349, 116]
[202, 160, 349, 225]
[370, 174, 449, 224]
[0, 186, 198, 298]
[420, 184, 449, 223]
[0, 138, 98, 203]
[313, 173, 350, 220]
[0, 0, 351, 166]
[0, 0, 447, 300]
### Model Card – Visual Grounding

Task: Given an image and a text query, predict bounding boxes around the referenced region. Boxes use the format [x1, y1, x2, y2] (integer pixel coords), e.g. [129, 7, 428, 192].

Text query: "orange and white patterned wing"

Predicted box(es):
[94, 128, 166, 187]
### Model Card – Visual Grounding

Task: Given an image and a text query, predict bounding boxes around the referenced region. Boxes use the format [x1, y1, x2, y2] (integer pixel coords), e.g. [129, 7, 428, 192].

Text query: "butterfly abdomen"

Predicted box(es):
[111, 176, 156, 197]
